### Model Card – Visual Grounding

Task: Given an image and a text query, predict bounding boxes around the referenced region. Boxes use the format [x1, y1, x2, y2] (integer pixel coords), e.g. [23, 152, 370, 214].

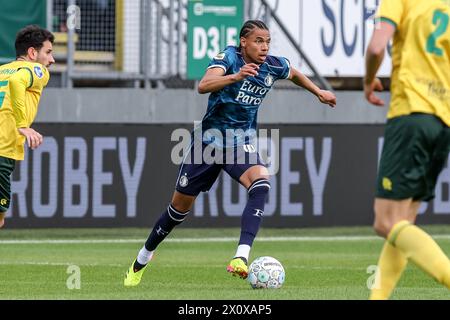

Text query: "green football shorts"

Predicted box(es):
[376, 113, 450, 201]
[0, 155, 16, 212]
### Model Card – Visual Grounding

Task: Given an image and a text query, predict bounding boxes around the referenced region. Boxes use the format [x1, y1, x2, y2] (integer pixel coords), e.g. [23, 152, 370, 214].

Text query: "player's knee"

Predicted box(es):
[166, 204, 190, 226]
[248, 178, 271, 196]
[169, 203, 190, 216]
[171, 192, 196, 212]
[170, 202, 192, 214]
[373, 218, 391, 238]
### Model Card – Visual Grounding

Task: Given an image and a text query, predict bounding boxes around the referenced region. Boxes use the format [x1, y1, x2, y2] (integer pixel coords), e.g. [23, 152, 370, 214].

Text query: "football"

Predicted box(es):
[247, 256, 285, 289]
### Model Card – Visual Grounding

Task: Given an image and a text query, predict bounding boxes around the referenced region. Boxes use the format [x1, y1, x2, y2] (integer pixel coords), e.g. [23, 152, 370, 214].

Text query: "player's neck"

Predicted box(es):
[16, 56, 32, 63]
[241, 53, 261, 66]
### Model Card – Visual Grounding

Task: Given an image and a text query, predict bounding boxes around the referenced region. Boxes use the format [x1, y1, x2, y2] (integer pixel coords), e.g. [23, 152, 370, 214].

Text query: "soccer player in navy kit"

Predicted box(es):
[124, 20, 336, 286]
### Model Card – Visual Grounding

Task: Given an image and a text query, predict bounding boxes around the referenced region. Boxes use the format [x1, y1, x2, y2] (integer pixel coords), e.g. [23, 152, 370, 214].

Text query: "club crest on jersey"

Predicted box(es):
[214, 52, 225, 60]
[179, 175, 189, 187]
[34, 66, 43, 79]
[264, 74, 274, 87]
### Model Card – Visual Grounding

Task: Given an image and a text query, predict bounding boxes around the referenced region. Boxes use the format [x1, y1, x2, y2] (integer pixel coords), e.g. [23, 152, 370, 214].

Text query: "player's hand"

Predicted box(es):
[0, 213, 4, 229]
[235, 63, 259, 81]
[18, 127, 43, 150]
[318, 90, 336, 108]
[364, 77, 385, 106]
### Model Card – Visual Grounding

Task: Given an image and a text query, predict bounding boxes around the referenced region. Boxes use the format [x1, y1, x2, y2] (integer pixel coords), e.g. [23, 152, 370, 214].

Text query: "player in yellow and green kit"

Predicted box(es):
[0, 25, 55, 228]
[364, 0, 450, 299]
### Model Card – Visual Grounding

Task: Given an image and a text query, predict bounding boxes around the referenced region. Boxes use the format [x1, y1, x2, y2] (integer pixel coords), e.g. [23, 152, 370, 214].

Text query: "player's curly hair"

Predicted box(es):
[15, 25, 54, 58]
[239, 20, 269, 49]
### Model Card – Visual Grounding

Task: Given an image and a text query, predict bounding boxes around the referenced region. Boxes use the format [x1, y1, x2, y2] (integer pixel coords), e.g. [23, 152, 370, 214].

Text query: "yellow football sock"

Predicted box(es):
[388, 220, 450, 289]
[370, 241, 408, 300]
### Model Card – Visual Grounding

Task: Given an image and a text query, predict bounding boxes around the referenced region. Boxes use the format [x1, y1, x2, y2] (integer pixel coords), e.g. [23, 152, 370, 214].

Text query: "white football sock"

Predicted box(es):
[136, 246, 154, 265]
[234, 245, 251, 261]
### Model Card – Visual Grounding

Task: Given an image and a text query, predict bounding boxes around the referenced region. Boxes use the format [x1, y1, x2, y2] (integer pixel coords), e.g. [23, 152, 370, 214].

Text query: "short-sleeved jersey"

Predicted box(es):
[199, 46, 291, 147]
[376, 0, 450, 126]
[0, 60, 50, 160]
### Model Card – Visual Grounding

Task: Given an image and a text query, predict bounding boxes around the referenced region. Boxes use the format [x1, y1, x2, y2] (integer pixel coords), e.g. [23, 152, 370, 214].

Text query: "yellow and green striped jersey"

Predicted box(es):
[377, 0, 450, 126]
[0, 60, 49, 160]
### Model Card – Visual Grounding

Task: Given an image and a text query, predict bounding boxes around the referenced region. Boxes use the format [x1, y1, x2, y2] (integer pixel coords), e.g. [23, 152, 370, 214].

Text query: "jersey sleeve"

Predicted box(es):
[8, 68, 30, 128]
[18, 63, 49, 91]
[268, 56, 291, 80]
[279, 57, 291, 80]
[207, 47, 235, 73]
[375, 0, 405, 28]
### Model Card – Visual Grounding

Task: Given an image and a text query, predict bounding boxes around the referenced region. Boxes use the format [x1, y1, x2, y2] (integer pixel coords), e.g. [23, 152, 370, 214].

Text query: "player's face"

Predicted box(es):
[35, 40, 55, 68]
[240, 28, 271, 64]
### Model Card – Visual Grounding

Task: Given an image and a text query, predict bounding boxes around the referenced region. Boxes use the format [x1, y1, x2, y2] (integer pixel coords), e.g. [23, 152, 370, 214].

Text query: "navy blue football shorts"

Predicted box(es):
[175, 141, 266, 196]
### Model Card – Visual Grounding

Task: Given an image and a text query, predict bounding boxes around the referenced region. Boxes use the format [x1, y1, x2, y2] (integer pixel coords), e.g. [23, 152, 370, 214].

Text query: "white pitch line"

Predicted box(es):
[0, 235, 449, 244]
[0, 261, 123, 267]
[0, 261, 364, 271]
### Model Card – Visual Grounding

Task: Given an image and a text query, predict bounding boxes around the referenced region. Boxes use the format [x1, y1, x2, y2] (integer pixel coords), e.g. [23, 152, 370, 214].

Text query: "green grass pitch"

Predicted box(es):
[0, 226, 449, 300]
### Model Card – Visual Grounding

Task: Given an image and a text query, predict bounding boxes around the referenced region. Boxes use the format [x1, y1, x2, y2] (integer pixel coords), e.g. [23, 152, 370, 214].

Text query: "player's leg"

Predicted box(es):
[378, 199, 450, 291]
[224, 146, 270, 278]
[0, 156, 15, 229]
[132, 191, 196, 270]
[125, 140, 222, 286]
[235, 164, 270, 259]
[124, 190, 196, 287]
[370, 115, 450, 298]
[370, 199, 420, 300]
[383, 123, 450, 292]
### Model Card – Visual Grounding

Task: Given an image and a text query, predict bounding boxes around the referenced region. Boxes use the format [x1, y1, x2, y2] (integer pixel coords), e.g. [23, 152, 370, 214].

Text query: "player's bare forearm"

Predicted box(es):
[364, 21, 395, 106]
[198, 73, 241, 94]
[364, 50, 385, 106]
[198, 63, 259, 94]
[290, 68, 336, 108]
[289, 69, 321, 96]
[364, 47, 385, 86]
[364, 21, 394, 85]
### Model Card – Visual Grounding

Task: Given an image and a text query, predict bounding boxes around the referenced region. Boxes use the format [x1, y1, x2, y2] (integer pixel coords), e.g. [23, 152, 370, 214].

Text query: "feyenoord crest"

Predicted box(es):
[179, 175, 189, 187]
[264, 74, 274, 87]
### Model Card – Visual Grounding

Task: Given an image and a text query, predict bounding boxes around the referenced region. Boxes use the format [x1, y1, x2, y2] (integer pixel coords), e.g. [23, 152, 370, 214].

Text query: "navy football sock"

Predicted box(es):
[144, 204, 189, 251]
[239, 179, 271, 247]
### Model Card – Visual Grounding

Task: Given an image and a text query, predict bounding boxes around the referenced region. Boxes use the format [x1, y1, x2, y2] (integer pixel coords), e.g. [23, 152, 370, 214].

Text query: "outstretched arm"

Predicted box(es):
[288, 67, 336, 108]
[198, 64, 260, 94]
[364, 21, 396, 106]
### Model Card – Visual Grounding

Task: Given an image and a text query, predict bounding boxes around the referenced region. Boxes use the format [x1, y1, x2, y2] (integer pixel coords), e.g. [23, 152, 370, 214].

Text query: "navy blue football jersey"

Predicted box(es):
[198, 46, 291, 148]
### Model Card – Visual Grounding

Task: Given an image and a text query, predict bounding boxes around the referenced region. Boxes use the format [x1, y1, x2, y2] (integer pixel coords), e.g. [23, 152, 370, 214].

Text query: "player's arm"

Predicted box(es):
[9, 68, 43, 150]
[9, 69, 29, 128]
[364, 21, 396, 106]
[198, 64, 259, 94]
[288, 67, 336, 108]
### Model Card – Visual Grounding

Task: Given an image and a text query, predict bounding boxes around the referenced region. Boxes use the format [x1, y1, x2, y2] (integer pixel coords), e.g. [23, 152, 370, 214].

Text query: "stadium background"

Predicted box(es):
[1, 0, 449, 228]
